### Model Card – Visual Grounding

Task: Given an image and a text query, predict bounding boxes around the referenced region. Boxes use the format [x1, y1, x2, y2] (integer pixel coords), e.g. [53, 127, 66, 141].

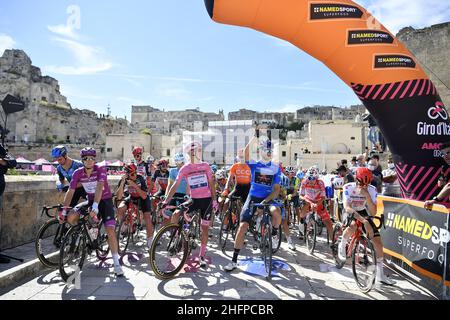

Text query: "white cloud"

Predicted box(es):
[0, 34, 16, 55]
[44, 37, 112, 75]
[47, 24, 80, 40]
[355, 0, 450, 34]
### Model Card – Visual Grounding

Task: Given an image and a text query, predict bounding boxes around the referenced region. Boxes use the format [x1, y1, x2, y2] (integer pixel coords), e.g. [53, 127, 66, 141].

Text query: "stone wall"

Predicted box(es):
[397, 22, 450, 110]
[0, 175, 121, 250]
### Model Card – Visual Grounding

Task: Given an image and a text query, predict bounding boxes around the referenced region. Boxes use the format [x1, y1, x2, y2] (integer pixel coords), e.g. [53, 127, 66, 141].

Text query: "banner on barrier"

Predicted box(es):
[377, 195, 450, 285]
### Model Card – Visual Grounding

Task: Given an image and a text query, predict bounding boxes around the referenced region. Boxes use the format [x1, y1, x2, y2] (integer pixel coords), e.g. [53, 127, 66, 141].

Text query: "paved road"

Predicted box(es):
[0, 222, 437, 300]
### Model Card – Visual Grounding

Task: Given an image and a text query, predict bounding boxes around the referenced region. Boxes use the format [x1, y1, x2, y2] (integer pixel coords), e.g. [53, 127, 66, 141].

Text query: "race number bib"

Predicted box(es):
[81, 181, 98, 194]
[188, 174, 208, 190]
[254, 172, 274, 186]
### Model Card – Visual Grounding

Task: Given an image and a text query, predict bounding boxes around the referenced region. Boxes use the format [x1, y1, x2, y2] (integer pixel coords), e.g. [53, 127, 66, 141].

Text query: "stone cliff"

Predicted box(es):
[0, 49, 131, 145]
[397, 22, 450, 110]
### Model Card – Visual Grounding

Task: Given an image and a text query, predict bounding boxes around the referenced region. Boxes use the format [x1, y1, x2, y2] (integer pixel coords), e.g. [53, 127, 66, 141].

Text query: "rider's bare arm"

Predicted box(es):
[63, 188, 75, 208]
[262, 184, 281, 204]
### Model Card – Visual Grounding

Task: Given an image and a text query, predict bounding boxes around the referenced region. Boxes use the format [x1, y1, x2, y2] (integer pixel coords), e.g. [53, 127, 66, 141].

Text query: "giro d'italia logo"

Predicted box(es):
[428, 102, 448, 120]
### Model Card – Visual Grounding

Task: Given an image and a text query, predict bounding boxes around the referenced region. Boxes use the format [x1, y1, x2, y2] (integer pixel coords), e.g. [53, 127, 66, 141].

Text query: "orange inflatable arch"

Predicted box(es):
[204, 0, 450, 202]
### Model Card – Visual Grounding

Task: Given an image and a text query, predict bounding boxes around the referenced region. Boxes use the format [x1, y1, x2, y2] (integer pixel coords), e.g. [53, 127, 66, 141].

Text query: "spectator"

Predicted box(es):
[356, 154, 366, 168]
[337, 164, 354, 183]
[0, 143, 17, 263]
[382, 157, 401, 198]
[368, 154, 382, 172]
[368, 158, 383, 193]
[424, 142, 450, 209]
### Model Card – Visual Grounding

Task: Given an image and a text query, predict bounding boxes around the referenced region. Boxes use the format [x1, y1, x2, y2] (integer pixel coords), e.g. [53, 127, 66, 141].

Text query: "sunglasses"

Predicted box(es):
[82, 157, 96, 162]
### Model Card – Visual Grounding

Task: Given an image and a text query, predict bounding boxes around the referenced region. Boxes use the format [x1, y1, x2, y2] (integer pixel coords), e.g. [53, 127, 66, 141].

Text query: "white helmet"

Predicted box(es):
[146, 155, 155, 163]
[215, 169, 226, 180]
[173, 152, 185, 164]
[333, 177, 345, 188]
[306, 167, 319, 180]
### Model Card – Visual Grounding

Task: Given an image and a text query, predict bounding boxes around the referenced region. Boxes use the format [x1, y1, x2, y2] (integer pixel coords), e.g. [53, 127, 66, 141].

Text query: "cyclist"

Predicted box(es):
[150, 159, 170, 197]
[224, 135, 282, 272]
[285, 167, 300, 250]
[215, 169, 228, 217]
[146, 155, 157, 176]
[221, 150, 251, 228]
[116, 163, 153, 249]
[338, 167, 395, 285]
[162, 141, 217, 268]
[132, 146, 151, 187]
[61, 147, 124, 276]
[280, 170, 296, 251]
[298, 167, 334, 242]
[52, 145, 86, 207]
[165, 153, 188, 220]
[332, 175, 345, 222]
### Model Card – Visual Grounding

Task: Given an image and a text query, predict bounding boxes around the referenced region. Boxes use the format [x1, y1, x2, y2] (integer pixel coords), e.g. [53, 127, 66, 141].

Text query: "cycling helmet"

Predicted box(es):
[132, 147, 143, 157]
[296, 170, 305, 179]
[80, 147, 96, 158]
[280, 174, 290, 188]
[355, 167, 373, 186]
[51, 145, 68, 158]
[157, 159, 169, 167]
[306, 167, 319, 180]
[333, 177, 345, 188]
[215, 169, 226, 180]
[146, 155, 154, 163]
[124, 162, 137, 174]
[259, 138, 273, 152]
[211, 164, 218, 173]
[173, 152, 185, 164]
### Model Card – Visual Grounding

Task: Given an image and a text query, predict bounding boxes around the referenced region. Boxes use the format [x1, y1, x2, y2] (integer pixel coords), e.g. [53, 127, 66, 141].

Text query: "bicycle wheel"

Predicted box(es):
[352, 235, 377, 293]
[219, 210, 232, 253]
[95, 222, 110, 260]
[316, 216, 324, 236]
[305, 216, 317, 254]
[261, 222, 273, 280]
[149, 223, 189, 280]
[331, 222, 345, 269]
[116, 216, 132, 256]
[35, 218, 68, 268]
[59, 226, 87, 282]
[189, 214, 200, 252]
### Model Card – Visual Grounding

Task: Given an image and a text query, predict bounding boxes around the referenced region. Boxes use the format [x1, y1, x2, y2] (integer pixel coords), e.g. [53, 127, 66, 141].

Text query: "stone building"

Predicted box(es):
[397, 22, 450, 110]
[228, 108, 295, 126]
[106, 132, 181, 162]
[131, 105, 224, 133]
[295, 105, 366, 122]
[0, 50, 131, 146]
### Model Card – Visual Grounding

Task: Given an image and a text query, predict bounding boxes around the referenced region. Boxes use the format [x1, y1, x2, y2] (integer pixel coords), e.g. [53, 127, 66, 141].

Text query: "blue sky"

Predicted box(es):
[0, 0, 449, 120]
